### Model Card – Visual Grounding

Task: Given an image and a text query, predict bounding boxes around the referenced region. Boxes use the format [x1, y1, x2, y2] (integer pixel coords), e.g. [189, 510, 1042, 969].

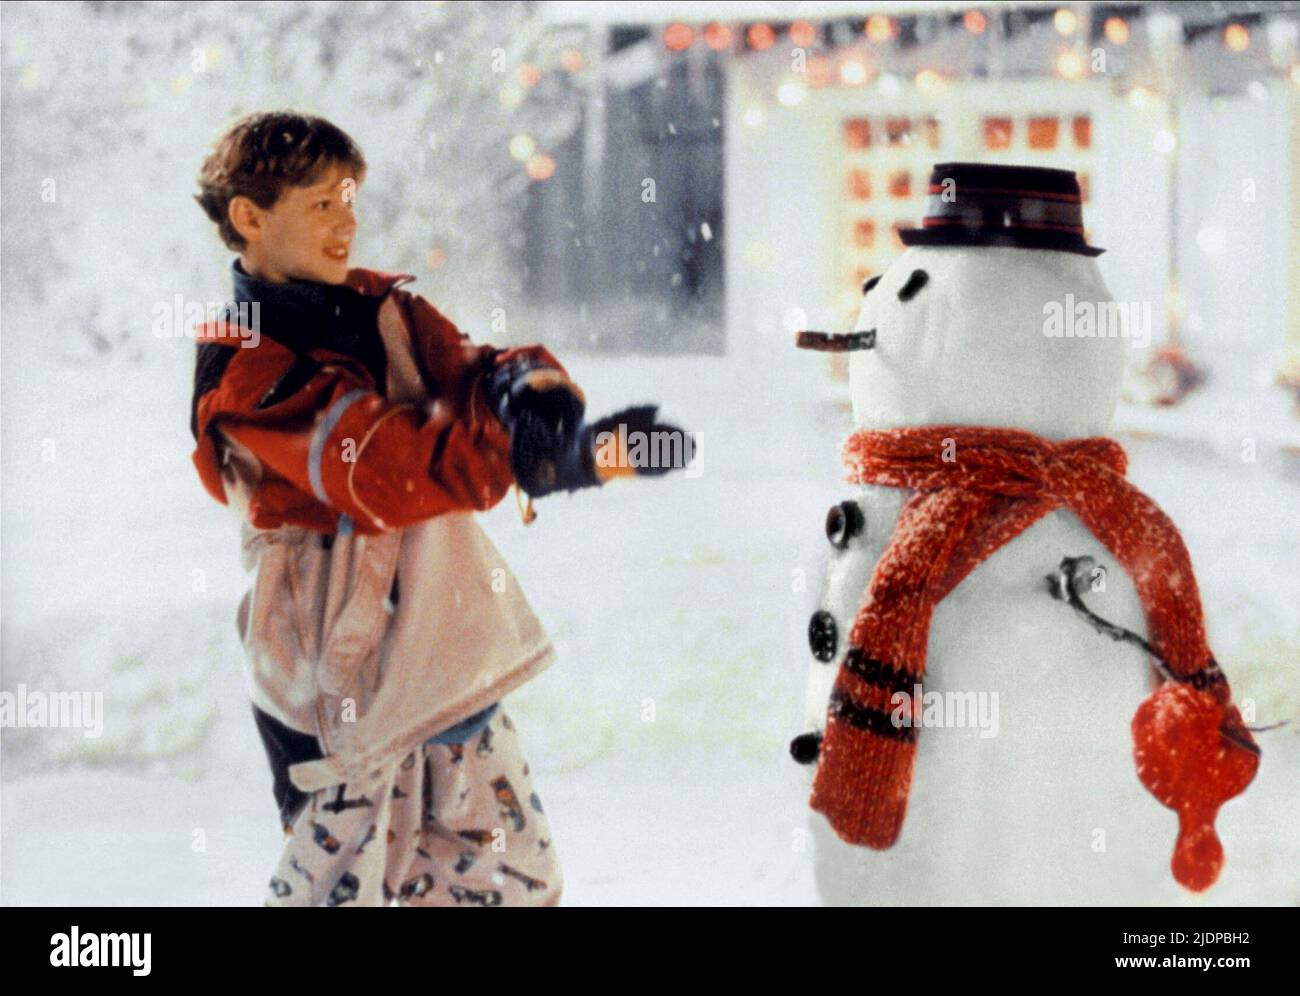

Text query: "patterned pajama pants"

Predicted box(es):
[265, 709, 562, 907]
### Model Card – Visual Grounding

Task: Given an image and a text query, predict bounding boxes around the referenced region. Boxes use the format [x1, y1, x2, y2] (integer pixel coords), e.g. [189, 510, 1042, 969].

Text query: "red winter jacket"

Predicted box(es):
[192, 266, 563, 534]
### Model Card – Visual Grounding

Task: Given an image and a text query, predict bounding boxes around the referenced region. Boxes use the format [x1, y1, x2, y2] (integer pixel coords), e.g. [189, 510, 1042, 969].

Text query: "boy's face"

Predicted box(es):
[231, 160, 360, 285]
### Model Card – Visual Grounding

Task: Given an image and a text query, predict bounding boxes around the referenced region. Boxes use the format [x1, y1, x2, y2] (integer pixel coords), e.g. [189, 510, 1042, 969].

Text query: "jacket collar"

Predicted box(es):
[196, 261, 417, 350]
[221, 260, 410, 397]
[231, 258, 414, 311]
[343, 266, 417, 298]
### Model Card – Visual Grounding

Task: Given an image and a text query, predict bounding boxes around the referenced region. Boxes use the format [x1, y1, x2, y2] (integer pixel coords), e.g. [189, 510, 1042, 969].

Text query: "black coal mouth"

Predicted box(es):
[794, 329, 876, 352]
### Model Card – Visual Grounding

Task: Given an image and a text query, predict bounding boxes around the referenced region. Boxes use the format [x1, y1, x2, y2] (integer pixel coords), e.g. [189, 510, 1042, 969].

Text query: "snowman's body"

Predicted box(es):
[802, 246, 1198, 905]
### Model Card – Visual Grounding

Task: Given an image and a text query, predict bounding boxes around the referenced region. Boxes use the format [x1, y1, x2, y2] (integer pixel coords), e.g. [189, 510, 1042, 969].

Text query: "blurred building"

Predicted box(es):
[524, 22, 727, 353]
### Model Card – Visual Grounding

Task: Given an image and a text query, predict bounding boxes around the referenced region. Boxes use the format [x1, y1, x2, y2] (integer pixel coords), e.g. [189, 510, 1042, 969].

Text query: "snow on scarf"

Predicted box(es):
[810, 425, 1260, 892]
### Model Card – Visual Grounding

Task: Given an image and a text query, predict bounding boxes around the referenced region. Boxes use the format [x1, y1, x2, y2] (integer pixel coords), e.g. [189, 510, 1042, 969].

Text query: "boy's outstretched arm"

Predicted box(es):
[401, 289, 693, 501]
[195, 288, 692, 532]
[196, 333, 564, 532]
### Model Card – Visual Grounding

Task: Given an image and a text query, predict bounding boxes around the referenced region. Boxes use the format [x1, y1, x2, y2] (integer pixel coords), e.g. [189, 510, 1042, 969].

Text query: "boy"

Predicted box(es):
[190, 111, 684, 906]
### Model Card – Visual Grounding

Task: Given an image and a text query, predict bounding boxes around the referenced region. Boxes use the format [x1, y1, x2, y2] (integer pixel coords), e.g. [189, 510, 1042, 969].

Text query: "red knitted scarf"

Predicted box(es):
[810, 425, 1260, 892]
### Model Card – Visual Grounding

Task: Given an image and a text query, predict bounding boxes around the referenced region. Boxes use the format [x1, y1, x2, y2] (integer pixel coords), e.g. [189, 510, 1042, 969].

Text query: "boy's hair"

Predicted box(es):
[194, 110, 366, 251]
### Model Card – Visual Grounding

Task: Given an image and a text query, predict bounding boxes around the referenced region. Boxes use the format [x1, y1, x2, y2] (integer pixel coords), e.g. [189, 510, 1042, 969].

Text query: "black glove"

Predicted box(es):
[586, 404, 696, 481]
[487, 358, 694, 499]
[486, 359, 592, 497]
[509, 402, 597, 497]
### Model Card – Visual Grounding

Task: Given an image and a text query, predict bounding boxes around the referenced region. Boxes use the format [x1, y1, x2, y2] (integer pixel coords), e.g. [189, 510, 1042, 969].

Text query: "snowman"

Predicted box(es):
[792, 163, 1260, 905]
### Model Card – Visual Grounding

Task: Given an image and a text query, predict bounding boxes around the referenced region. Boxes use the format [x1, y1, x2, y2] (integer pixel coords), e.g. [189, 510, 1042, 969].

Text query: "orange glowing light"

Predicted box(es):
[748, 23, 776, 51]
[664, 23, 694, 52]
[560, 48, 585, 73]
[964, 11, 986, 35]
[1224, 23, 1250, 52]
[866, 15, 894, 43]
[790, 21, 817, 47]
[704, 22, 732, 50]
[526, 153, 556, 181]
[517, 63, 541, 87]
[1104, 16, 1129, 45]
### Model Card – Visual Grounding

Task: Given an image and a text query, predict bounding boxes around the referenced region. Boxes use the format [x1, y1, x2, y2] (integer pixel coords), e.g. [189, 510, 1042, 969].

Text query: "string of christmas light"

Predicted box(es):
[502, 6, 1299, 182]
[646, 7, 1300, 84]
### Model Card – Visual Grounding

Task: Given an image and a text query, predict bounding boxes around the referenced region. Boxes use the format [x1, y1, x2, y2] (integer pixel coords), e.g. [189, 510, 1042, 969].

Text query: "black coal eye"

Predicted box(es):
[862, 274, 882, 295]
[897, 269, 928, 302]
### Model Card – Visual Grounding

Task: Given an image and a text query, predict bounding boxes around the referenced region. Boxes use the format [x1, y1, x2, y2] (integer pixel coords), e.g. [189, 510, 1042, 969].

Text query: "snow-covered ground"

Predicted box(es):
[2, 342, 1297, 905]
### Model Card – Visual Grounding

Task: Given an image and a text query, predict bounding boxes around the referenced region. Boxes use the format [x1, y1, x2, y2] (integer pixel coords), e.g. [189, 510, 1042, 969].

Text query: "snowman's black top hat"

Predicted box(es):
[898, 162, 1104, 257]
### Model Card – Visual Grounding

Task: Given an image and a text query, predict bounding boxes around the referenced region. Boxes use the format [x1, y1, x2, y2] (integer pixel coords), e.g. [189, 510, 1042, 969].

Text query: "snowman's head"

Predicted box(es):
[848, 245, 1127, 438]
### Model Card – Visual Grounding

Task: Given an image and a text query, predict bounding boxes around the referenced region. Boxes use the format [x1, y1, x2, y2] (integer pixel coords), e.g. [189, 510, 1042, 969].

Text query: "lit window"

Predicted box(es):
[1072, 115, 1091, 148]
[983, 117, 1013, 150]
[843, 118, 872, 150]
[1028, 117, 1059, 150]
[848, 170, 872, 200]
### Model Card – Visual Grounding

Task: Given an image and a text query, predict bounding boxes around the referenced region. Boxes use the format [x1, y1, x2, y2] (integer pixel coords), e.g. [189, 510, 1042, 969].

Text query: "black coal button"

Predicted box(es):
[789, 732, 822, 764]
[808, 610, 838, 662]
[825, 500, 864, 548]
